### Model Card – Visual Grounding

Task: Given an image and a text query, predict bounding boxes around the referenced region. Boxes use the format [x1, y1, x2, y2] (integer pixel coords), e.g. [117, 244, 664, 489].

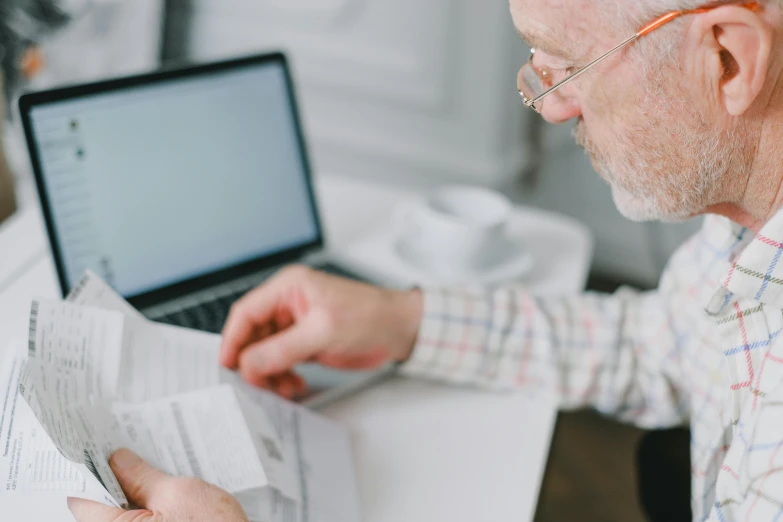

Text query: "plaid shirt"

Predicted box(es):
[402, 211, 783, 522]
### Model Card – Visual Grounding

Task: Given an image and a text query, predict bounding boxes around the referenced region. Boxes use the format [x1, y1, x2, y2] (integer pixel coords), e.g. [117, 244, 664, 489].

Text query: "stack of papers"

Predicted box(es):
[0, 271, 361, 522]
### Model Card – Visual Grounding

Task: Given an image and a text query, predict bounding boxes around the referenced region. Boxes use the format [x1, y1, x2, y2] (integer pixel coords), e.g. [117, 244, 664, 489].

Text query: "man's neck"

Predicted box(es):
[704, 203, 767, 232]
[704, 104, 783, 233]
[704, 155, 783, 234]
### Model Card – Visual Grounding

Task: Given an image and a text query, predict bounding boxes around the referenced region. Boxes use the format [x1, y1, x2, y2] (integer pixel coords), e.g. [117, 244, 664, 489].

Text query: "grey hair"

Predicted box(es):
[609, 0, 782, 72]
[623, 0, 781, 26]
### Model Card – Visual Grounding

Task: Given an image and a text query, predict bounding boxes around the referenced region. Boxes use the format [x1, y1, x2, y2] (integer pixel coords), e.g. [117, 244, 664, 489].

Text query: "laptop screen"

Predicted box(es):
[24, 56, 321, 298]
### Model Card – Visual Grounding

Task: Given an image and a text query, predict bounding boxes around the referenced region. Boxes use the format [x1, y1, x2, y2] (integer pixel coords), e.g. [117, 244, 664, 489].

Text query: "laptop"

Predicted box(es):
[18, 52, 390, 404]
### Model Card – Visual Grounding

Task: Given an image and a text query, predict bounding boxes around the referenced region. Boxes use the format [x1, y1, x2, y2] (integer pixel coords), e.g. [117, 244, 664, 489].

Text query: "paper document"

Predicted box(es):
[67, 271, 227, 402]
[0, 343, 115, 507]
[1, 271, 361, 522]
[110, 385, 273, 497]
[234, 374, 363, 522]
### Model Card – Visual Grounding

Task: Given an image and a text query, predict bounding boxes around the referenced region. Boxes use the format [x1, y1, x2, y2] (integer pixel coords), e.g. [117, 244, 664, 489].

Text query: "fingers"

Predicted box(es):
[316, 350, 390, 370]
[239, 370, 308, 400]
[220, 267, 308, 369]
[220, 290, 280, 369]
[268, 372, 308, 400]
[67, 497, 136, 522]
[109, 449, 172, 509]
[238, 317, 325, 382]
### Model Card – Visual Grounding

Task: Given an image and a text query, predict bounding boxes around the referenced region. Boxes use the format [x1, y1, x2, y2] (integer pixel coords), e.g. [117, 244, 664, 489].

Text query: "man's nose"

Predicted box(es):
[540, 94, 582, 124]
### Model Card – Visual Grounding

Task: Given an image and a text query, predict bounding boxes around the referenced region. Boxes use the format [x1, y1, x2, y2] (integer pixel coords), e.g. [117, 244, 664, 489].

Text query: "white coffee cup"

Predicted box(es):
[396, 185, 513, 270]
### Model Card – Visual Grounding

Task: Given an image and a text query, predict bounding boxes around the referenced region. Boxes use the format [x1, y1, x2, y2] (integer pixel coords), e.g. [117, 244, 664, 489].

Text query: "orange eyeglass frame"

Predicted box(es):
[519, 1, 761, 112]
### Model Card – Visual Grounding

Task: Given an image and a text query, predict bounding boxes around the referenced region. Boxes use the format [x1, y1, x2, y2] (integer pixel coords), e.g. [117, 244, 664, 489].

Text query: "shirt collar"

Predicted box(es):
[706, 208, 783, 315]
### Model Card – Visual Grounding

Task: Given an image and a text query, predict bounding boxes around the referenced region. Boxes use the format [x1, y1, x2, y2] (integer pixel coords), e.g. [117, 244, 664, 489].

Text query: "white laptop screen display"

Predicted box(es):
[28, 62, 320, 297]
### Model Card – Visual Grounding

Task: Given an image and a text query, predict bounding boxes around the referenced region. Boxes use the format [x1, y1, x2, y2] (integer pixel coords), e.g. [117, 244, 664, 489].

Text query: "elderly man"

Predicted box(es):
[69, 0, 783, 521]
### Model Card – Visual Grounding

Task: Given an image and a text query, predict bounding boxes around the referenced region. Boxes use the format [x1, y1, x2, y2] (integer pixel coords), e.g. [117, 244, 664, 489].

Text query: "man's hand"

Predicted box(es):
[220, 266, 423, 398]
[67, 449, 248, 522]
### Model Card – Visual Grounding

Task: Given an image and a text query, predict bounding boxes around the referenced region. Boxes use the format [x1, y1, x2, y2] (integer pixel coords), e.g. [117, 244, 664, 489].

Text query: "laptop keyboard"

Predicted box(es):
[154, 286, 249, 334]
[150, 262, 368, 334]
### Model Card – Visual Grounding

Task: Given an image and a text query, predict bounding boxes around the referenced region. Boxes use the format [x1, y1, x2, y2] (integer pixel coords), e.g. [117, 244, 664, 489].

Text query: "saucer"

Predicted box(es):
[332, 222, 535, 288]
[394, 235, 534, 286]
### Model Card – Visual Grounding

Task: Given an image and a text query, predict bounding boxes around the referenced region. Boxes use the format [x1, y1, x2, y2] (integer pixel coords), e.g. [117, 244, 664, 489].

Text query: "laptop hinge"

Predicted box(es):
[142, 266, 276, 320]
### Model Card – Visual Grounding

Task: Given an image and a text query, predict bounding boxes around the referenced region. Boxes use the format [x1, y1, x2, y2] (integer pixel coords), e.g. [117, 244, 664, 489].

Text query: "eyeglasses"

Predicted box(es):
[518, 1, 760, 113]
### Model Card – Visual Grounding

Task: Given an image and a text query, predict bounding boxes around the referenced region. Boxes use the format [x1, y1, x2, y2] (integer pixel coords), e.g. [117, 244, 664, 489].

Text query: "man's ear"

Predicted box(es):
[687, 4, 773, 116]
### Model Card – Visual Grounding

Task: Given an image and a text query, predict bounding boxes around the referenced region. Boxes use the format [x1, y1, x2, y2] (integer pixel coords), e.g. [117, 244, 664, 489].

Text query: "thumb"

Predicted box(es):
[67, 497, 137, 522]
[110, 449, 171, 509]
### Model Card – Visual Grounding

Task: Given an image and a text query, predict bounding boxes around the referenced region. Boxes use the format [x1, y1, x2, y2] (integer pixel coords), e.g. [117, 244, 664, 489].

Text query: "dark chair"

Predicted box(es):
[636, 428, 692, 522]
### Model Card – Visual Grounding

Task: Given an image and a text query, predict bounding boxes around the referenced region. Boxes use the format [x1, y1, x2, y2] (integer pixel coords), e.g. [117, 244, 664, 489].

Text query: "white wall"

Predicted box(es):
[184, 0, 533, 187]
[27, 1, 164, 91]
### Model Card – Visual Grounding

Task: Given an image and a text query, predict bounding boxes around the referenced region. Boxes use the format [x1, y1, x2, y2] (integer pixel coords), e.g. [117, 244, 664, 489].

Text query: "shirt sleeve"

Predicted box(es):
[399, 285, 690, 429]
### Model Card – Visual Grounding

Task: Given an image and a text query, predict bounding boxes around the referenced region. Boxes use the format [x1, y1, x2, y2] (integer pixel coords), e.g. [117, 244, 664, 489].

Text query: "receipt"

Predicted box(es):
[67, 270, 145, 320]
[116, 322, 226, 403]
[14, 272, 361, 521]
[27, 300, 124, 401]
[225, 373, 362, 522]
[265, 394, 362, 522]
[21, 299, 129, 505]
[235, 390, 300, 501]
[66, 272, 228, 402]
[18, 359, 126, 507]
[18, 361, 87, 462]
[111, 385, 269, 496]
[17, 297, 255, 507]
[0, 344, 115, 506]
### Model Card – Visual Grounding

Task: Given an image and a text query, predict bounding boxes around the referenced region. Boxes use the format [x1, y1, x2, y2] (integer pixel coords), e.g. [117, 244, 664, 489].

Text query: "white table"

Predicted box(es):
[0, 172, 593, 521]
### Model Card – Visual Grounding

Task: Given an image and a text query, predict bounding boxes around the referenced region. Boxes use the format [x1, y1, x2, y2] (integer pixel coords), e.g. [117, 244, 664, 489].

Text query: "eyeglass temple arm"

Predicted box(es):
[525, 1, 761, 108]
[526, 33, 638, 107]
[637, 1, 759, 35]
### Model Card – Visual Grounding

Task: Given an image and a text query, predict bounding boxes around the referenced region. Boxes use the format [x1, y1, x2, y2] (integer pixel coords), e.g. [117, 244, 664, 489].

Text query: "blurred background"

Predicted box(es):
[0, 0, 703, 288]
[0, 1, 696, 520]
